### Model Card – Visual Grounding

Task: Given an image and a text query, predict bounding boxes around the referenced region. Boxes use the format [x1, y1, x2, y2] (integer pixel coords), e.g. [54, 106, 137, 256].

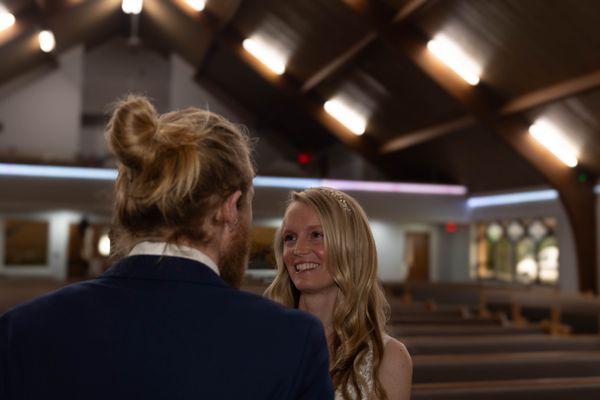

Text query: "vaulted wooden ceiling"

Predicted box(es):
[1, 0, 599, 290]
[2, 0, 598, 190]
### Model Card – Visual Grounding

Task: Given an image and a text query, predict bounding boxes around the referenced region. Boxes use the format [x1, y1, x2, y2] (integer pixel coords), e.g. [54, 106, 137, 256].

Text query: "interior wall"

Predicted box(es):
[0, 47, 83, 161]
[0, 181, 586, 291]
[83, 38, 170, 114]
[437, 223, 471, 282]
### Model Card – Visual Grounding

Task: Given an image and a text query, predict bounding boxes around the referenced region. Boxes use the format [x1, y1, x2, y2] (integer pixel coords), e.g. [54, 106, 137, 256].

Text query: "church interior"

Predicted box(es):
[1, 0, 600, 398]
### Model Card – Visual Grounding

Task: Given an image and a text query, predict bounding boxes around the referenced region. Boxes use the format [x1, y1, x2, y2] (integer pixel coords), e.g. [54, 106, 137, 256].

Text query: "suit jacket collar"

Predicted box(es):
[102, 255, 229, 288]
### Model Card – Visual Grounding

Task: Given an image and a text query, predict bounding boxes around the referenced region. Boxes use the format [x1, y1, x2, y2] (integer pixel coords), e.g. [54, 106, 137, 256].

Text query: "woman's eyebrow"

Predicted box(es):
[306, 225, 323, 230]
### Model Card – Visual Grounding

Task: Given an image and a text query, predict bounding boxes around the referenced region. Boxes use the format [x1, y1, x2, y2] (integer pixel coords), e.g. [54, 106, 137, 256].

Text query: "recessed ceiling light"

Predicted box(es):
[38, 30, 56, 53]
[185, 0, 205, 11]
[427, 34, 481, 86]
[122, 0, 143, 15]
[0, 5, 15, 31]
[324, 98, 367, 135]
[242, 37, 286, 75]
[98, 233, 111, 257]
[529, 120, 578, 168]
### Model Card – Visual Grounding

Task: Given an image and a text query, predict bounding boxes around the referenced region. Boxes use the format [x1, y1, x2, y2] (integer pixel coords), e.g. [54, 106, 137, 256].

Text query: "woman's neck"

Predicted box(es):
[298, 287, 338, 340]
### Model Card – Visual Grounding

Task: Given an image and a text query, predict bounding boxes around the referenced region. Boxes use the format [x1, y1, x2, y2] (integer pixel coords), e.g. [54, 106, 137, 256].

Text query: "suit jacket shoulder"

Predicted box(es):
[0, 255, 334, 400]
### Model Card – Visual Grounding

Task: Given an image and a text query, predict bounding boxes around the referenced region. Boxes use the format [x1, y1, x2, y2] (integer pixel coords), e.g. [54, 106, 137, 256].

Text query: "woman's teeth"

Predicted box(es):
[295, 263, 319, 272]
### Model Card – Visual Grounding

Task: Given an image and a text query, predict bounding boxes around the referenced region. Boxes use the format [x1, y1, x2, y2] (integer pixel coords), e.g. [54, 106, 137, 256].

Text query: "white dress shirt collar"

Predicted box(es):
[128, 241, 220, 276]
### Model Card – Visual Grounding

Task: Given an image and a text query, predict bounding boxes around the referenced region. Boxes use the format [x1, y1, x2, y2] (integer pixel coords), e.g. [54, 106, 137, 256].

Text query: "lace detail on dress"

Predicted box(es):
[334, 336, 391, 400]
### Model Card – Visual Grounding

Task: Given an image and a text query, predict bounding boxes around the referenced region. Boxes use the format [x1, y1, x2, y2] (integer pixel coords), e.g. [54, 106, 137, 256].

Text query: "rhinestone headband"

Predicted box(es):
[324, 189, 352, 214]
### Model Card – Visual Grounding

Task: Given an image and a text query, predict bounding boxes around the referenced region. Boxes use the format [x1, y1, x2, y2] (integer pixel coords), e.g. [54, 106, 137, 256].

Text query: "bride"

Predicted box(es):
[265, 188, 412, 399]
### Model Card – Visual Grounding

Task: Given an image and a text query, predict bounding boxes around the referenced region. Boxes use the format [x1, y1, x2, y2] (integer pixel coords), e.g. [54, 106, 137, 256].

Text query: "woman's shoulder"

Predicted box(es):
[379, 335, 412, 399]
[381, 335, 412, 368]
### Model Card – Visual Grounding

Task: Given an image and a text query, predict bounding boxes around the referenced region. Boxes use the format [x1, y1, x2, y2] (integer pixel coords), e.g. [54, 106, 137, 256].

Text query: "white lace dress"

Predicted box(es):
[334, 335, 391, 400]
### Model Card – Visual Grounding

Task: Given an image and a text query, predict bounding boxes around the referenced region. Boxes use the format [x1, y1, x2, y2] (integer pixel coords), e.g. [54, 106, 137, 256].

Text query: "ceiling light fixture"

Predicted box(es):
[185, 0, 205, 11]
[324, 98, 367, 135]
[122, 0, 143, 15]
[0, 5, 15, 31]
[242, 37, 286, 75]
[0, 163, 118, 180]
[467, 189, 558, 208]
[0, 163, 466, 195]
[529, 120, 578, 168]
[427, 34, 481, 86]
[38, 30, 56, 53]
[98, 233, 111, 257]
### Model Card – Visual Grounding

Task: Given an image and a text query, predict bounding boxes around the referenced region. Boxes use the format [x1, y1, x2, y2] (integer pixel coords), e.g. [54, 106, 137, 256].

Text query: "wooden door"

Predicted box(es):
[405, 232, 430, 282]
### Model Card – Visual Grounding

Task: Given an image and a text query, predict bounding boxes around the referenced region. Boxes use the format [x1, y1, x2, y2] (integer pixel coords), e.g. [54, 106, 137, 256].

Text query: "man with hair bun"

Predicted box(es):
[0, 95, 334, 400]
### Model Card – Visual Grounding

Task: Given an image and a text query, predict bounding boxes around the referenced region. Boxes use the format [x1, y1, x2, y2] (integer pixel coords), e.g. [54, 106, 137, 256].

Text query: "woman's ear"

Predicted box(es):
[219, 190, 243, 226]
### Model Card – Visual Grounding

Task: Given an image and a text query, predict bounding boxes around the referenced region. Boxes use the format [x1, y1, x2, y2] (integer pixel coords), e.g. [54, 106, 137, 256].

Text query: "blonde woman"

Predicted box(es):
[265, 188, 412, 400]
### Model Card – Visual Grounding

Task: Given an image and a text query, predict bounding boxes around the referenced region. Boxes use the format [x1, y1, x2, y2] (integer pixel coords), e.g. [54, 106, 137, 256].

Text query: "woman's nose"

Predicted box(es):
[293, 237, 310, 255]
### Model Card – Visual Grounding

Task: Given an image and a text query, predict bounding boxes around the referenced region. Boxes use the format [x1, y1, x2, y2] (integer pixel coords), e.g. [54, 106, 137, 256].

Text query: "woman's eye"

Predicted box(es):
[283, 234, 296, 242]
[311, 231, 324, 239]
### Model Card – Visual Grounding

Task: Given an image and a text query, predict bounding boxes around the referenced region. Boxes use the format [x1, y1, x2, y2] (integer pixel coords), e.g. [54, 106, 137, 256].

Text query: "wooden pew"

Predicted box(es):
[388, 300, 471, 318]
[386, 282, 600, 334]
[391, 315, 501, 325]
[391, 324, 545, 337]
[412, 351, 600, 383]
[412, 376, 600, 400]
[404, 334, 600, 355]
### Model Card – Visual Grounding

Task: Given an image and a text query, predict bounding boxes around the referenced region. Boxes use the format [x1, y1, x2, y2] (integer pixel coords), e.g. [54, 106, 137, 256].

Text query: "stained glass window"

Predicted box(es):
[474, 218, 559, 285]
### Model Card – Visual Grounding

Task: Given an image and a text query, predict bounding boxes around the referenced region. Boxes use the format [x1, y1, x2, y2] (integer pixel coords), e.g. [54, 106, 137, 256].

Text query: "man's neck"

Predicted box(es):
[179, 239, 220, 267]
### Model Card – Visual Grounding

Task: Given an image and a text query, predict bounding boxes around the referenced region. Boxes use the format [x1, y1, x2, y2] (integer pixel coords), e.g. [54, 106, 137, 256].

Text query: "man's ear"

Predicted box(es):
[219, 190, 243, 226]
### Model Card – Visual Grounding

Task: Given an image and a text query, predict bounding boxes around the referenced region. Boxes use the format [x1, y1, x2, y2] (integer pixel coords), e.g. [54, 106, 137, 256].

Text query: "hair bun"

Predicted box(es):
[106, 95, 158, 171]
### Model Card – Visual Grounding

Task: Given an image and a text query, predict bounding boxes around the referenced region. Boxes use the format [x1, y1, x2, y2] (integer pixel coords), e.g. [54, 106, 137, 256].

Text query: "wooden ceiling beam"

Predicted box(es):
[301, 0, 428, 94]
[381, 116, 475, 153]
[145, 3, 390, 171]
[499, 68, 600, 115]
[142, 0, 219, 67]
[143, 0, 387, 170]
[0, 0, 121, 87]
[383, 67, 600, 154]
[346, 0, 597, 293]
[215, 25, 376, 156]
[301, 32, 376, 94]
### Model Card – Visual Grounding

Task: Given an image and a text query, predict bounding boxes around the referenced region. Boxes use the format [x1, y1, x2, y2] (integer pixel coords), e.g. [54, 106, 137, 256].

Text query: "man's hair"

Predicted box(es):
[264, 187, 390, 400]
[105, 95, 255, 257]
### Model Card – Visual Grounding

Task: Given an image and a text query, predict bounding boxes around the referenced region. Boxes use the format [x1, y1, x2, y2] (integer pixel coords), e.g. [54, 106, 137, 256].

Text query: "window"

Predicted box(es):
[474, 218, 558, 285]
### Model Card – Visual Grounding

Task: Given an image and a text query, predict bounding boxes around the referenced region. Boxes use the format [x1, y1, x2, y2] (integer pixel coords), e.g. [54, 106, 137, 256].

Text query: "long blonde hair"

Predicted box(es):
[105, 95, 254, 257]
[265, 188, 390, 400]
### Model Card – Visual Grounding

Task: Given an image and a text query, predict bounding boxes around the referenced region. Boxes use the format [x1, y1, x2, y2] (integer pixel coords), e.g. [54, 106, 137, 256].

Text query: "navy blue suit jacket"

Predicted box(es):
[0, 255, 334, 399]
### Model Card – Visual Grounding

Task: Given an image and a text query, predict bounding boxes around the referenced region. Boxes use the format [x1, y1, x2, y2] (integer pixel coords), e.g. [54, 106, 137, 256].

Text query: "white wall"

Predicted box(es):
[437, 223, 471, 282]
[0, 47, 83, 161]
[370, 221, 441, 283]
[83, 38, 170, 114]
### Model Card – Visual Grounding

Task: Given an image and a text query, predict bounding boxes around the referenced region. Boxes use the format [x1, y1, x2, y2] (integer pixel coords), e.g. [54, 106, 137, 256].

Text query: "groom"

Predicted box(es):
[0, 96, 333, 399]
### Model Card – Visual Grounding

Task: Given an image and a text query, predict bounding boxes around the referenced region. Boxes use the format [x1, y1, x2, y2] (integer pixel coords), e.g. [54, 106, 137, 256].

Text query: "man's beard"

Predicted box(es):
[218, 219, 251, 289]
